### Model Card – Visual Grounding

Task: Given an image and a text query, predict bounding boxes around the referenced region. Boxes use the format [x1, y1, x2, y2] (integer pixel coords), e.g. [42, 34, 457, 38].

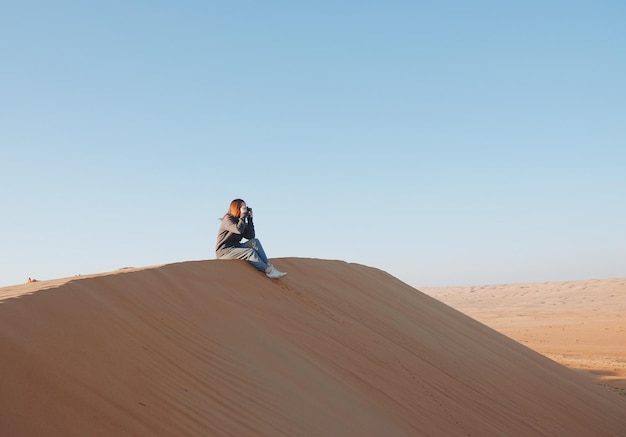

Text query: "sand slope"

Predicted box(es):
[421, 279, 626, 390]
[1, 259, 625, 436]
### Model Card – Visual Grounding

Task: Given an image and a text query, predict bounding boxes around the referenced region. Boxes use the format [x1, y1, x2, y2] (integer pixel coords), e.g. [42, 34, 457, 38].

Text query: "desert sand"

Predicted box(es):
[1, 259, 625, 436]
[421, 279, 626, 392]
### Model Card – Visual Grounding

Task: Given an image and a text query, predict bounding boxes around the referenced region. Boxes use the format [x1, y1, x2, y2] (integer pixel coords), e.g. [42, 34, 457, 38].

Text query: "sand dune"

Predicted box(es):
[1, 259, 625, 436]
[421, 279, 626, 391]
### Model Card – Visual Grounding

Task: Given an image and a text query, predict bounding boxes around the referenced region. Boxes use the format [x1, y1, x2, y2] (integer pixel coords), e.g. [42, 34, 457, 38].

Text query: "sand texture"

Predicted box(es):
[421, 279, 626, 392]
[1, 259, 625, 436]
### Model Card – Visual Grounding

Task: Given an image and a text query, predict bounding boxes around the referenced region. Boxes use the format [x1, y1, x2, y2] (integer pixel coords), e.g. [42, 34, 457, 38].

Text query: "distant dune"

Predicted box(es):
[1, 259, 625, 436]
[421, 279, 626, 391]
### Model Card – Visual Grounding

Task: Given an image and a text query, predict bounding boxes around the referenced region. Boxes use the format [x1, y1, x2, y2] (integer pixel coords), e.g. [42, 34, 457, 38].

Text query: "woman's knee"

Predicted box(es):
[249, 238, 263, 249]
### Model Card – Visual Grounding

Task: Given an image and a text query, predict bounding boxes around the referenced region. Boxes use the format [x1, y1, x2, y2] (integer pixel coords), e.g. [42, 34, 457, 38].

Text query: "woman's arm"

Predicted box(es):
[243, 218, 255, 240]
[221, 215, 248, 234]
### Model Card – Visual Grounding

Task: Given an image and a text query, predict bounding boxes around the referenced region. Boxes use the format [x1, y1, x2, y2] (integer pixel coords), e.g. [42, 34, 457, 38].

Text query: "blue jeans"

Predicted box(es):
[217, 238, 270, 272]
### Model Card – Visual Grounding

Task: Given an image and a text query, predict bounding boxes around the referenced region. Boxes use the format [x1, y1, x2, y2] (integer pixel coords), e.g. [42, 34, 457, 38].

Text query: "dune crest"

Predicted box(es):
[1, 259, 625, 436]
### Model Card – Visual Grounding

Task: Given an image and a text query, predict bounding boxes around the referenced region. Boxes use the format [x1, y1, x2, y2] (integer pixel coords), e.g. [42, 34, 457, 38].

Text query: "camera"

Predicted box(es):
[247, 207, 252, 213]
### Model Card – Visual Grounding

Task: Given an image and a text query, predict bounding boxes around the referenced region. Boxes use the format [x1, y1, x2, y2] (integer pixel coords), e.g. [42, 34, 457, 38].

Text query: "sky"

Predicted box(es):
[1, 1, 625, 288]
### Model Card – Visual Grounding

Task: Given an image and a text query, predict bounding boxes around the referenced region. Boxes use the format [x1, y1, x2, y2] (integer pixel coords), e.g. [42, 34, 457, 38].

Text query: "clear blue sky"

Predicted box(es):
[1, 1, 624, 288]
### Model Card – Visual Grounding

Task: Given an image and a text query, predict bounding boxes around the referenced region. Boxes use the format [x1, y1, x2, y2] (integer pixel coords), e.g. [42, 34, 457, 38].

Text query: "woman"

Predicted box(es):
[215, 199, 287, 279]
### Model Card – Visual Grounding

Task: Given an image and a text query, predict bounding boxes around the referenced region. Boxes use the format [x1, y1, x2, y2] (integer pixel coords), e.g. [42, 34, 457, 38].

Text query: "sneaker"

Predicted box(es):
[266, 267, 287, 279]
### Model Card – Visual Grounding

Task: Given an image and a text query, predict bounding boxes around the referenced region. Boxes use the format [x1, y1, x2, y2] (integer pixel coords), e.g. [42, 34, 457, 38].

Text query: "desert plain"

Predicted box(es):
[1, 259, 625, 436]
[421, 278, 626, 392]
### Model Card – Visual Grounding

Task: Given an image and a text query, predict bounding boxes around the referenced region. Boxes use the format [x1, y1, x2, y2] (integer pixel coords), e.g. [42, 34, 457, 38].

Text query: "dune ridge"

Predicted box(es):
[1, 258, 625, 436]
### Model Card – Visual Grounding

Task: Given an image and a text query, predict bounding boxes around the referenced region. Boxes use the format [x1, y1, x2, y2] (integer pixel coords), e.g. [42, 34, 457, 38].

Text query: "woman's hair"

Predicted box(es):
[227, 198, 245, 218]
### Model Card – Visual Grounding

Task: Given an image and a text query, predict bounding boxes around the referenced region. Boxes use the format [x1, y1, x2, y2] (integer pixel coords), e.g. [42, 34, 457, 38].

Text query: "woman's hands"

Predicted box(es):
[240, 205, 253, 219]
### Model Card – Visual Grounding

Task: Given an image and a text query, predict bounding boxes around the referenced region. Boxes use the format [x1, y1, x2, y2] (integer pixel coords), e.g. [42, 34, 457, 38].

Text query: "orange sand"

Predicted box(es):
[422, 279, 626, 391]
[1, 259, 625, 436]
